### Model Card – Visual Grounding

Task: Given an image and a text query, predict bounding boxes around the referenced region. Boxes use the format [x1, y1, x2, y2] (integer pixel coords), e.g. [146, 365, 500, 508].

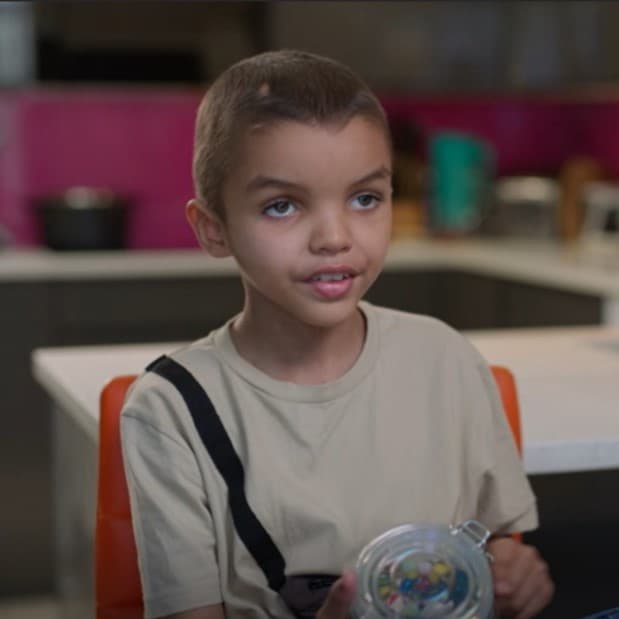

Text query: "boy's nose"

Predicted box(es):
[309, 209, 352, 255]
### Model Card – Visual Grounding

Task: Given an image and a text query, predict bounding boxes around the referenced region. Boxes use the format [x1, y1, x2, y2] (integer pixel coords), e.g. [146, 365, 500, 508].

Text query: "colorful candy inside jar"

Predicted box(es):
[352, 520, 494, 618]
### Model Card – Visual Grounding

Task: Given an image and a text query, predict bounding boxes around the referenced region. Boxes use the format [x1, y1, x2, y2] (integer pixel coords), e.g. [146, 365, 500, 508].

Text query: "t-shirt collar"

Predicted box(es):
[212, 301, 379, 403]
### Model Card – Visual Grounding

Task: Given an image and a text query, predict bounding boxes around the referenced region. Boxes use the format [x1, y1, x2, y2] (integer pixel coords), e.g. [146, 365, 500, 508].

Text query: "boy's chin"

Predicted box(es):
[292, 300, 362, 330]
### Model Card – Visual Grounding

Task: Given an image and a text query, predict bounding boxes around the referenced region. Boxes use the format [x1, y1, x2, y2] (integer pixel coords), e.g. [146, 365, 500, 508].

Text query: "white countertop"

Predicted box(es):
[32, 325, 619, 476]
[3, 238, 619, 300]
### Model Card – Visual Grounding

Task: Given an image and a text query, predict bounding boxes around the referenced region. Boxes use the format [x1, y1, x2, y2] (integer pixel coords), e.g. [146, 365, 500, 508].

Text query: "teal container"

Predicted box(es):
[429, 132, 494, 235]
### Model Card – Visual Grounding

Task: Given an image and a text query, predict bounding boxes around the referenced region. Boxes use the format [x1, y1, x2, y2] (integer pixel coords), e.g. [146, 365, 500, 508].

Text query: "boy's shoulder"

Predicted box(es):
[366, 302, 484, 366]
[146, 326, 224, 380]
[368, 302, 463, 343]
[121, 325, 228, 427]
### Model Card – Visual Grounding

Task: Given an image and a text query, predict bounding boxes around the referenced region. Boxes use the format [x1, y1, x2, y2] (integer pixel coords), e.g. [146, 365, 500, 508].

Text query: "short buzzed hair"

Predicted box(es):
[192, 49, 390, 217]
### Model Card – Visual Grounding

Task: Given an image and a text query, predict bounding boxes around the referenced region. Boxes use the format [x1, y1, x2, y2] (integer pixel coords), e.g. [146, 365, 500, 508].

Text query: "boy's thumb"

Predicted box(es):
[317, 570, 357, 619]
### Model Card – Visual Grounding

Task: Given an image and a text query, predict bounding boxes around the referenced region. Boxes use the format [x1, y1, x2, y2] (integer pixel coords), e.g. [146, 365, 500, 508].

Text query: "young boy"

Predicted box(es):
[120, 50, 554, 619]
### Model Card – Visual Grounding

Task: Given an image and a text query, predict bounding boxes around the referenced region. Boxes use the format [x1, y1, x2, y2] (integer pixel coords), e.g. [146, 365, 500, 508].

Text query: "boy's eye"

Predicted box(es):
[351, 192, 381, 210]
[263, 199, 297, 218]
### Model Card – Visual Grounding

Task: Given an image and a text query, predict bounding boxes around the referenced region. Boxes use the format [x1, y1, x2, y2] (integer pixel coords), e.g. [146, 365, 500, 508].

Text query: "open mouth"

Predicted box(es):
[304, 270, 357, 299]
[309, 273, 352, 282]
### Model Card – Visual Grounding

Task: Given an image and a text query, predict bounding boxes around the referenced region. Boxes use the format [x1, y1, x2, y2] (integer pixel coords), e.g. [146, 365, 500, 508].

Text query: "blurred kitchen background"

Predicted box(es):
[3, 0, 619, 250]
[2, 2, 619, 618]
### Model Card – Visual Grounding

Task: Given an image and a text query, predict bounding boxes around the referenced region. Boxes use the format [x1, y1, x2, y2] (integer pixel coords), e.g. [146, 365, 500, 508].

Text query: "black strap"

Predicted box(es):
[146, 354, 287, 592]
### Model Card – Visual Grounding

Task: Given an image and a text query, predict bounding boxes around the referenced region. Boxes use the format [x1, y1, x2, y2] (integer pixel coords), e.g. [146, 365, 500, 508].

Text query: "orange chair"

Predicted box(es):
[96, 374, 140, 619]
[490, 366, 524, 544]
[95, 366, 523, 619]
[490, 365, 522, 456]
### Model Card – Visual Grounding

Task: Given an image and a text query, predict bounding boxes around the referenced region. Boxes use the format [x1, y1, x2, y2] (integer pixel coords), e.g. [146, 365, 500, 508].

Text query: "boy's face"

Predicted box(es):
[203, 116, 392, 330]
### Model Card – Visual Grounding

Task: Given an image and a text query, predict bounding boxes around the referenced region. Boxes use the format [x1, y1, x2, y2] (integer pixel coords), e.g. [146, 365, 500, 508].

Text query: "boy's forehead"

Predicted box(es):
[241, 116, 390, 158]
[229, 117, 392, 190]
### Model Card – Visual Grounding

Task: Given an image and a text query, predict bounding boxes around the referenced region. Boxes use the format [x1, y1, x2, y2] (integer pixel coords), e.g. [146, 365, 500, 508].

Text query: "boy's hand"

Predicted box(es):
[488, 537, 554, 618]
[316, 570, 356, 619]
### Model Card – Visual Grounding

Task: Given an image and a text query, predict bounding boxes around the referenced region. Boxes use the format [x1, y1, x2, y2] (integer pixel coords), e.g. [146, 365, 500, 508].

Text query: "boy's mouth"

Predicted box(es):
[310, 272, 351, 282]
[305, 266, 358, 282]
[304, 267, 358, 300]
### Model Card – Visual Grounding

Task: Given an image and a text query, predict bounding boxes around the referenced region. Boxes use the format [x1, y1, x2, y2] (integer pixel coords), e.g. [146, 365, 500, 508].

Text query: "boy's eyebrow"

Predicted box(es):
[245, 166, 392, 193]
[245, 176, 306, 193]
[350, 166, 392, 187]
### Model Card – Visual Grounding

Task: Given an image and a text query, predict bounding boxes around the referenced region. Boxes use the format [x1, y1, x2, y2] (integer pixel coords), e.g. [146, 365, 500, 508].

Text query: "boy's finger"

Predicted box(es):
[317, 571, 356, 619]
[511, 562, 554, 619]
[508, 568, 544, 613]
[514, 578, 555, 619]
[494, 552, 553, 618]
[492, 542, 539, 596]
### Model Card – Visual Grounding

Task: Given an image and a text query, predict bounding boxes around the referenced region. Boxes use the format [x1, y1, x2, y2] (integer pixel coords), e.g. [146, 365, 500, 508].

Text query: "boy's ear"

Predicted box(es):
[186, 199, 231, 258]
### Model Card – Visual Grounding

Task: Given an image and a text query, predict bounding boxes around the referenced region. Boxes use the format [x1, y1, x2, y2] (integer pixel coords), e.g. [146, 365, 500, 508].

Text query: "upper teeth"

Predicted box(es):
[312, 273, 349, 281]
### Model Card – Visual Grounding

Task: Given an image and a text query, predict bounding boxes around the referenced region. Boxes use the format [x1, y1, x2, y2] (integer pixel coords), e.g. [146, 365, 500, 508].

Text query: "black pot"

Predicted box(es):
[36, 187, 129, 251]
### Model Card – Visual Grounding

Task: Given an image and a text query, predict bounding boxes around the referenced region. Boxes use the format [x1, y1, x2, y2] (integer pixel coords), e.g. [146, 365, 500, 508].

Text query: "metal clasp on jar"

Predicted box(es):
[450, 519, 493, 562]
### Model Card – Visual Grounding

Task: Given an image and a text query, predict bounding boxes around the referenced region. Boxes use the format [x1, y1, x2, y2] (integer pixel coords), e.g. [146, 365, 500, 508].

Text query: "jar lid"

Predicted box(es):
[353, 520, 494, 618]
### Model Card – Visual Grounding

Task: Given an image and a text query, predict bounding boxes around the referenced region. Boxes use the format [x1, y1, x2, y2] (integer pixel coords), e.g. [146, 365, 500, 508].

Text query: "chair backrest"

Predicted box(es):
[96, 374, 140, 619]
[490, 365, 522, 455]
[94, 366, 523, 619]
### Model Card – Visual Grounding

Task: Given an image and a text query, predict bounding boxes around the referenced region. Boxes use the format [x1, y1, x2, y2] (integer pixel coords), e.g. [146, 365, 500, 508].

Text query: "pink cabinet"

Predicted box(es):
[3, 88, 619, 249]
[0, 88, 201, 248]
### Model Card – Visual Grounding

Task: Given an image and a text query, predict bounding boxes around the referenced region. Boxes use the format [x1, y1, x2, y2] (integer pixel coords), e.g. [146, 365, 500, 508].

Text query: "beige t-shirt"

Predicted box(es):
[121, 302, 537, 619]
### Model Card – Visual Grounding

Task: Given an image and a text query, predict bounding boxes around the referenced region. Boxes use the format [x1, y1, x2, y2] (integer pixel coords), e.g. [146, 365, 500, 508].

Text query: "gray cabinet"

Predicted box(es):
[432, 271, 502, 330]
[498, 279, 602, 328]
[49, 276, 244, 346]
[1, 284, 54, 595]
[365, 270, 435, 316]
[369, 270, 602, 330]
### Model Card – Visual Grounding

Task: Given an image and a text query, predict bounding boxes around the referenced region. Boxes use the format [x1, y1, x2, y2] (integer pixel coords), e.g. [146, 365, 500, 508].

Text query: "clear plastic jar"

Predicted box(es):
[352, 520, 494, 618]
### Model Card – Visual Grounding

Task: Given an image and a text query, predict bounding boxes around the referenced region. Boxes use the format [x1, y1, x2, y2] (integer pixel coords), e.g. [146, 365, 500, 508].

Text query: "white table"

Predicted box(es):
[32, 325, 619, 476]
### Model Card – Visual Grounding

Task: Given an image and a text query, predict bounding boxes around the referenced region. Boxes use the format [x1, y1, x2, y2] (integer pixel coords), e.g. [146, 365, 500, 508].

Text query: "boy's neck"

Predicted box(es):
[229, 306, 366, 385]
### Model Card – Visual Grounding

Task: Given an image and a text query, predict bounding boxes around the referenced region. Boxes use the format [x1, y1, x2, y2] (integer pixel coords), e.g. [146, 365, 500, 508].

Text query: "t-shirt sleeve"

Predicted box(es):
[461, 339, 539, 535]
[121, 385, 222, 618]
